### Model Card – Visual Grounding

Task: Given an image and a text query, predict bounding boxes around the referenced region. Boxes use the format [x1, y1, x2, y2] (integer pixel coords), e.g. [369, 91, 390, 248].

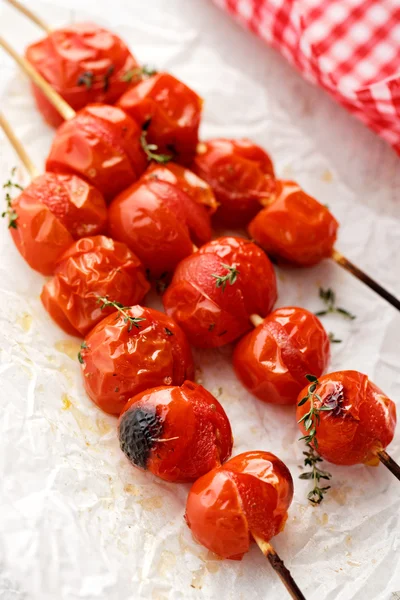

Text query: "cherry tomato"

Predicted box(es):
[46, 104, 147, 201]
[233, 307, 330, 405]
[296, 370, 397, 465]
[41, 235, 149, 337]
[143, 162, 218, 214]
[9, 172, 107, 275]
[118, 381, 233, 483]
[248, 180, 339, 267]
[79, 306, 195, 415]
[26, 22, 139, 128]
[117, 73, 202, 164]
[108, 175, 212, 279]
[185, 451, 293, 560]
[163, 236, 277, 348]
[192, 139, 275, 227]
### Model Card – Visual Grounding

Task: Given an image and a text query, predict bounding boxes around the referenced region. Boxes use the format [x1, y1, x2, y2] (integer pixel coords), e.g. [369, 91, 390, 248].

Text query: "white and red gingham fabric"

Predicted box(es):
[212, 0, 400, 155]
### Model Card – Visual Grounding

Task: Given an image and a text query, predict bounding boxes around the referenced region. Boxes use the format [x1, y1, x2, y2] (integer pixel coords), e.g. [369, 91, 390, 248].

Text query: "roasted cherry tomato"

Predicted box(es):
[118, 381, 233, 482]
[26, 22, 139, 128]
[79, 306, 194, 415]
[117, 72, 202, 164]
[46, 104, 147, 201]
[108, 174, 212, 279]
[233, 307, 330, 405]
[41, 236, 149, 337]
[185, 451, 293, 560]
[296, 370, 397, 465]
[163, 236, 277, 348]
[9, 172, 107, 275]
[248, 180, 339, 267]
[192, 139, 275, 227]
[143, 162, 218, 214]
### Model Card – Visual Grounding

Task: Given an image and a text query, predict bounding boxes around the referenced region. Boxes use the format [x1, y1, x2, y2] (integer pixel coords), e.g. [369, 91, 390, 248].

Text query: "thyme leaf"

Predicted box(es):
[212, 263, 239, 291]
[121, 65, 157, 83]
[316, 287, 356, 320]
[140, 121, 172, 164]
[97, 296, 145, 332]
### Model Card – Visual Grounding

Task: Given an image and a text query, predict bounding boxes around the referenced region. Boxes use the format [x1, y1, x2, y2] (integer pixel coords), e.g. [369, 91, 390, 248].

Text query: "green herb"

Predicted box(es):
[121, 65, 157, 83]
[140, 120, 172, 164]
[2, 167, 22, 229]
[328, 332, 342, 343]
[103, 65, 115, 91]
[77, 71, 94, 89]
[297, 374, 337, 504]
[212, 263, 239, 291]
[164, 328, 173, 336]
[97, 296, 145, 332]
[300, 444, 331, 505]
[77, 341, 87, 364]
[315, 287, 356, 320]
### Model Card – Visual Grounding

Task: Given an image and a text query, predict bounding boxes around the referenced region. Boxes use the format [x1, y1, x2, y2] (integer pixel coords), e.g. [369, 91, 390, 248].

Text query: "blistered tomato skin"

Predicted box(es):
[296, 371, 397, 466]
[41, 236, 150, 337]
[185, 451, 293, 560]
[117, 73, 202, 164]
[26, 22, 138, 127]
[192, 139, 275, 227]
[248, 180, 339, 267]
[163, 236, 277, 348]
[46, 104, 147, 201]
[118, 381, 233, 482]
[108, 176, 212, 279]
[79, 306, 195, 415]
[9, 172, 107, 275]
[234, 307, 330, 405]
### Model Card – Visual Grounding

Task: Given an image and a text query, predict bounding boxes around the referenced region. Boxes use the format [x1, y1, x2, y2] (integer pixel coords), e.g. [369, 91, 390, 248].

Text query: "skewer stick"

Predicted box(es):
[4, 0, 52, 34]
[253, 534, 306, 600]
[331, 249, 400, 312]
[377, 450, 400, 481]
[250, 314, 264, 328]
[0, 36, 75, 121]
[0, 112, 39, 179]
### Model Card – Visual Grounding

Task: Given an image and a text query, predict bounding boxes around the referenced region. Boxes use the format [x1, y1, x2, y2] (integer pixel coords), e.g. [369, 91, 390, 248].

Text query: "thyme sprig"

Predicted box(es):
[140, 120, 172, 164]
[300, 444, 332, 505]
[212, 263, 239, 291]
[328, 332, 342, 343]
[121, 65, 157, 83]
[315, 287, 356, 320]
[103, 65, 115, 91]
[97, 296, 145, 332]
[297, 374, 333, 505]
[77, 341, 87, 365]
[77, 71, 94, 89]
[2, 167, 22, 229]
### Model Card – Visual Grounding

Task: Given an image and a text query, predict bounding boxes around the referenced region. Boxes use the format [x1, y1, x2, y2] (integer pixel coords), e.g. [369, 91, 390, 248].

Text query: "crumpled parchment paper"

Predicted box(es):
[0, 1, 399, 599]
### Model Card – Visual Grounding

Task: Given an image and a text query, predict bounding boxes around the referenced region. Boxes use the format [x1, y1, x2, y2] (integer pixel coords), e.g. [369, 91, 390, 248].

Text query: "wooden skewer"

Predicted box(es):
[4, 0, 52, 34]
[250, 314, 264, 328]
[0, 112, 39, 179]
[253, 534, 306, 600]
[331, 249, 400, 312]
[0, 35, 75, 121]
[377, 450, 400, 481]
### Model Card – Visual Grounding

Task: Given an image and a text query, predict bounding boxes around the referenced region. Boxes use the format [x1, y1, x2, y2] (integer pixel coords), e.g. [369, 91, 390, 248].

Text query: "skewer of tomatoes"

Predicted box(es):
[0, 36, 202, 201]
[193, 142, 400, 312]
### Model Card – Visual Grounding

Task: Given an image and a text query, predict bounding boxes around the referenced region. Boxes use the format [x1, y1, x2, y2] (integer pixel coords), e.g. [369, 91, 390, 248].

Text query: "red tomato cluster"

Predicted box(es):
[248, 180, 339, 267]
[163, 236, 277, 347]
[41, 236, 149, 336]
[192, 138, 275, 227]
[185, 451, 294, 559]
[26, 22, 139, 127]
[297, 371, 397, 466]
[234, 307, 330, 405]
[10, 172, 107, 274]
[117, 73, 202, 164]
[118, 381, 233, 482]
[3, 14, 398, 579]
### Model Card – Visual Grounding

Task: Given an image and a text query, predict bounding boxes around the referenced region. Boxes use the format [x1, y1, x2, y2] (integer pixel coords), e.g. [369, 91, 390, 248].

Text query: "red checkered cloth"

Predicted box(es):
[212, 0, 400, 155]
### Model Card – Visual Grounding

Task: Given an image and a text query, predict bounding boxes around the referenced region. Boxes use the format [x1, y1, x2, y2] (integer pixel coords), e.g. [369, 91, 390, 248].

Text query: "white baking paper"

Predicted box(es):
[0, 1, 399, 599]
